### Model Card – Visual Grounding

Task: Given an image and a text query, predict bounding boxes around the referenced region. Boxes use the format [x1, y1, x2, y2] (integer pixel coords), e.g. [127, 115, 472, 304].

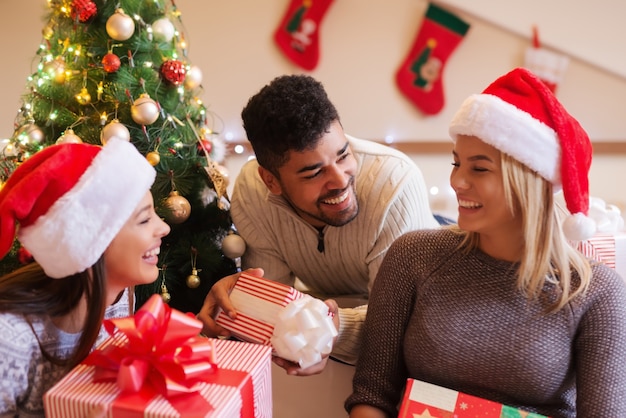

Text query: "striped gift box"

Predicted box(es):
[43, 338, 272, 417]
[215, 273, 305, 345]
[576, 233, 626, 279]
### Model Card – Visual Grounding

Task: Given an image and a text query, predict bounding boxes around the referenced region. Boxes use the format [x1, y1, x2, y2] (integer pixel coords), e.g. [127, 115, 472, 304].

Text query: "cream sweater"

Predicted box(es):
[230, 135, 439, 364]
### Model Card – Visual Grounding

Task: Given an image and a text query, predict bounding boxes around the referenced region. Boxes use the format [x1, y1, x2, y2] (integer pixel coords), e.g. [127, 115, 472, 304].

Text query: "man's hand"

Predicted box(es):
[272, 298, 340, 376]
[196, 268, 264, 337]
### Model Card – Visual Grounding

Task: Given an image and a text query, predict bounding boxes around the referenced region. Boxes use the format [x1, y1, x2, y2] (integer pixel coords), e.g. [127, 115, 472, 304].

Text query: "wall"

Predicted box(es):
[1, 1, 625, 214]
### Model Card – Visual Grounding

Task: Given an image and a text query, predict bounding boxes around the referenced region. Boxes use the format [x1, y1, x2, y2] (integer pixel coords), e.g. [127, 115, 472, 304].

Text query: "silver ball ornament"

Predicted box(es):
[222, 233, 246, 259]
[184, 65, 203, 90]
[56, 129, 83, 144]
[131, 94, 160, 125]
[152, 17, 175, 42]
[16, 123, 44, 144]
[101, 119, 131, 144]
[106, 9, 135, 41]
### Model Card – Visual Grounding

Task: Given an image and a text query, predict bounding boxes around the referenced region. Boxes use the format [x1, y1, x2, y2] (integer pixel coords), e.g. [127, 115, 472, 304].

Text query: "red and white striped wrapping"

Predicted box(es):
[216, 273, 336, 368]
[43, 338, 272, 417]
[576, 233, 626, 280]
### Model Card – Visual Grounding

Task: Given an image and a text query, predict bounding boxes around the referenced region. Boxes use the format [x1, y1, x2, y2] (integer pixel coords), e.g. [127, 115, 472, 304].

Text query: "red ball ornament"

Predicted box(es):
[17, 246, 34, 265]
[197, 138, 212, 154]
[160, 60, 186, 85]
[71, 0, 97, 23]
[102, 52, 121, 73]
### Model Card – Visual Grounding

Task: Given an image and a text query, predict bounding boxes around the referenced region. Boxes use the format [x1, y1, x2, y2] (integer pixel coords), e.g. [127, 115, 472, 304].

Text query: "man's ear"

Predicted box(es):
[258, 166, 282, 195]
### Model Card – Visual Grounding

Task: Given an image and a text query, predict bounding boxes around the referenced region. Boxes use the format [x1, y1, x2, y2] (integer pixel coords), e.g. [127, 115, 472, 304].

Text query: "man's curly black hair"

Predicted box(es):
[241, 74, 340, 175]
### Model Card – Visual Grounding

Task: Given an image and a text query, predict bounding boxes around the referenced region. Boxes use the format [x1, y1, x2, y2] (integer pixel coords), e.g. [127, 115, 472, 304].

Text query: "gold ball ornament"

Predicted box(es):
[43, 57, 66, 83]
[100, 119, 130, 144]
[222, 233, 246, 259]
[75, 87, 91, 105]
[16, 123, 44, 144]
[164, 191, 191, 224]
[106, 9, 135, 41]
[152, 17, 175, 42]
[131, 94, 160, 125]
[186, 268, 201, 288]
[146, 151, 161, 166]
[56, 129, 83, 144]
[161, 283, 171, 303]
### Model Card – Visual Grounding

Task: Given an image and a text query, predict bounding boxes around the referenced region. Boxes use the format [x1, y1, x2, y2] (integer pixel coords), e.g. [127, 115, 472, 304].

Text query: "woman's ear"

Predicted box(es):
[258, 166, 282, 195]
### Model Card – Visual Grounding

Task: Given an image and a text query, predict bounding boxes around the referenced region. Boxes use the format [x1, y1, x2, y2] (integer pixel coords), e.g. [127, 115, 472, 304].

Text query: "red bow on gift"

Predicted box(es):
[85, 294, 218, 416]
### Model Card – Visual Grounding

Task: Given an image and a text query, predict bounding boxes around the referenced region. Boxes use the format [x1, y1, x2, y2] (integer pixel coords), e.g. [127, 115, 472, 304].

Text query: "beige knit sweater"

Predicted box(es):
[230, 135, 439, 364]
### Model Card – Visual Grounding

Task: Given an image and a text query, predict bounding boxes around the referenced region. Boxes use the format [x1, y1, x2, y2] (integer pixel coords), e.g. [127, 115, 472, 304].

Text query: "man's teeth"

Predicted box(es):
[323, 191, 348, 205]
[143, 247, 161, 258]
[458, 199, 481, 208]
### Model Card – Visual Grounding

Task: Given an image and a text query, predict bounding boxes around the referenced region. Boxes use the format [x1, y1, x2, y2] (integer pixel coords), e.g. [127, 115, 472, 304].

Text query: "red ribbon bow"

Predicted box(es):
[85, 294, 218, 416]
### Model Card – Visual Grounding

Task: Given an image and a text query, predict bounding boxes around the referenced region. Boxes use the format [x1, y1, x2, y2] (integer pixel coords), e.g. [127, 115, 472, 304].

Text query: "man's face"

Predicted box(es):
[259, 121, 359, 228]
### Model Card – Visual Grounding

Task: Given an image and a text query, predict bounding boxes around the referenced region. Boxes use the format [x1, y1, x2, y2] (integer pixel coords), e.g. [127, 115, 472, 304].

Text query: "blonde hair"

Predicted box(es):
[455, 152, 592, 311]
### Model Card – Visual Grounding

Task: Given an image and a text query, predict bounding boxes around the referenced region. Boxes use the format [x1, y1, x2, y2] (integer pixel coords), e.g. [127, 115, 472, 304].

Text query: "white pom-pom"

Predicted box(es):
[562, 213, 596, 241]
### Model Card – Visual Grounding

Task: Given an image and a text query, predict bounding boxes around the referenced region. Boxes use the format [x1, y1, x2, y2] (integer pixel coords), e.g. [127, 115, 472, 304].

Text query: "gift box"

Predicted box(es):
[215, 272, 337, 368]
[44, 295, 272, 417]
[399, 378, 548, 418]
[576, 233, 626, 280]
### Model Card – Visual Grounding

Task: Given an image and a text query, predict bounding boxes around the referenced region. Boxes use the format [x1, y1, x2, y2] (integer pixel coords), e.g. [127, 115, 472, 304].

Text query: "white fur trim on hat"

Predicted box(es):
[449, 93, 562, 187]
[18, 139, 155, 278]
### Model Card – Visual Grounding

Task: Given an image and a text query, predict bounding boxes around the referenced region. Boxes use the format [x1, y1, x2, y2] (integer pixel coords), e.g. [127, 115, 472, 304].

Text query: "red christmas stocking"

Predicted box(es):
[396, 3, 470, 115]
[274, 0, 335, 71]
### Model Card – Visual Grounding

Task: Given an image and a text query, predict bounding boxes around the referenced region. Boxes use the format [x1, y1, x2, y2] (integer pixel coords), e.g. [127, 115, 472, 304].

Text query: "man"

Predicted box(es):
[198, 75, 439, 375]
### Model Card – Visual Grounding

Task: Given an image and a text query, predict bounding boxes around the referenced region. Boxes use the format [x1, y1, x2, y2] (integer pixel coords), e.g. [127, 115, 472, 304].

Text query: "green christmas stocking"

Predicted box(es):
[396, 3, 470, 115]
[274, 0, 335, 71]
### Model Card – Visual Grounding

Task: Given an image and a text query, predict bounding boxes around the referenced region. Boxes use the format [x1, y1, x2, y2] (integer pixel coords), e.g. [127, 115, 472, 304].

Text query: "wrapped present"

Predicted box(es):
[215, 272, 337, 368]
[43, 294, 272, 417]
[399, 378, 548, 418]
[576, 233, 626, 279]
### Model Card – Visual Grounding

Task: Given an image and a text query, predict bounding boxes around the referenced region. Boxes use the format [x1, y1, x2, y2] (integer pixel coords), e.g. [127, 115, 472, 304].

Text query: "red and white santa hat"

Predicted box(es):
[449, 67, 596, 241]
[0, 139, 156, 278]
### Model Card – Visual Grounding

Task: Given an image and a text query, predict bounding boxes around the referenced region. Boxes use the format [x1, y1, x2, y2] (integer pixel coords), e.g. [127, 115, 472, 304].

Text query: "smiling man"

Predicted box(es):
[198, 75, 439, 373]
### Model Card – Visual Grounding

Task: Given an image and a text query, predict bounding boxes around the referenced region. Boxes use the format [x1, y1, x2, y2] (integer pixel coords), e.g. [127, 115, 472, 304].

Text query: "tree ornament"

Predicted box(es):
[164, 190, 191, 224]
[102, 52, 121, 73]
[71, 0, 97, 23]
[56, 129, 83, 144]
[160, 59, 186, 85]
[146, 151, 161, 166]
[101, 119, 130, 144]
[205, 162, 228, 207]
[42, 23, 54, 40]
[75, 87, 91, 105]
[152, 17, 175, 42]
[17, 246, 33, 265]
[160, 279, 171, 303]
[43, 57, 66, 83]
[197, 137, 212, 154]
[222, 231, 246, 259]
[184, 65, 203, 89]
[16, 123, 44, 144]
[186, 249, 202, 288]
[106, 8, 135, 41]
[131, 93, 160, 125]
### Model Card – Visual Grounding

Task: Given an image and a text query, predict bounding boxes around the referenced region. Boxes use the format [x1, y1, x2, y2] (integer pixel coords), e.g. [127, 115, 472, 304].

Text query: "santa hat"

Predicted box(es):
[0, 139, 155, 278]
[449, 67, 595, 241]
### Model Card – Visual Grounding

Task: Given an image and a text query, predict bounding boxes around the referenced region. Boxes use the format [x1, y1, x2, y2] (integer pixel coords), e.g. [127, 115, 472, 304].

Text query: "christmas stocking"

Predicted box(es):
[274, 0, 335, 71]
[524, 27, 569, 94]
[396, 3, 470, 115]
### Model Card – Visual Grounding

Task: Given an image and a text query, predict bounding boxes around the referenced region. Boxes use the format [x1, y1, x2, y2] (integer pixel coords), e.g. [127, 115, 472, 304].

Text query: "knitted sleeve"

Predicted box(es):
[0, 315, 31, 415]
[574, 264, 626, 416]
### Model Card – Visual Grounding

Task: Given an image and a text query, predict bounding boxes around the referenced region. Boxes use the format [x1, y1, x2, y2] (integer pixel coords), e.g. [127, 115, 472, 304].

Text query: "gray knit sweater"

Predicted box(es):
[345, 229, 626, 417]
[231, 135, 439, 364]
[0, 289, 131, 417]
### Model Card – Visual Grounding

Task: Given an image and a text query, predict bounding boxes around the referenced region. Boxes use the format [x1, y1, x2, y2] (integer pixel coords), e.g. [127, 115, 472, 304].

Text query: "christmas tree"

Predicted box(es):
[0, 0, 243, 314]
